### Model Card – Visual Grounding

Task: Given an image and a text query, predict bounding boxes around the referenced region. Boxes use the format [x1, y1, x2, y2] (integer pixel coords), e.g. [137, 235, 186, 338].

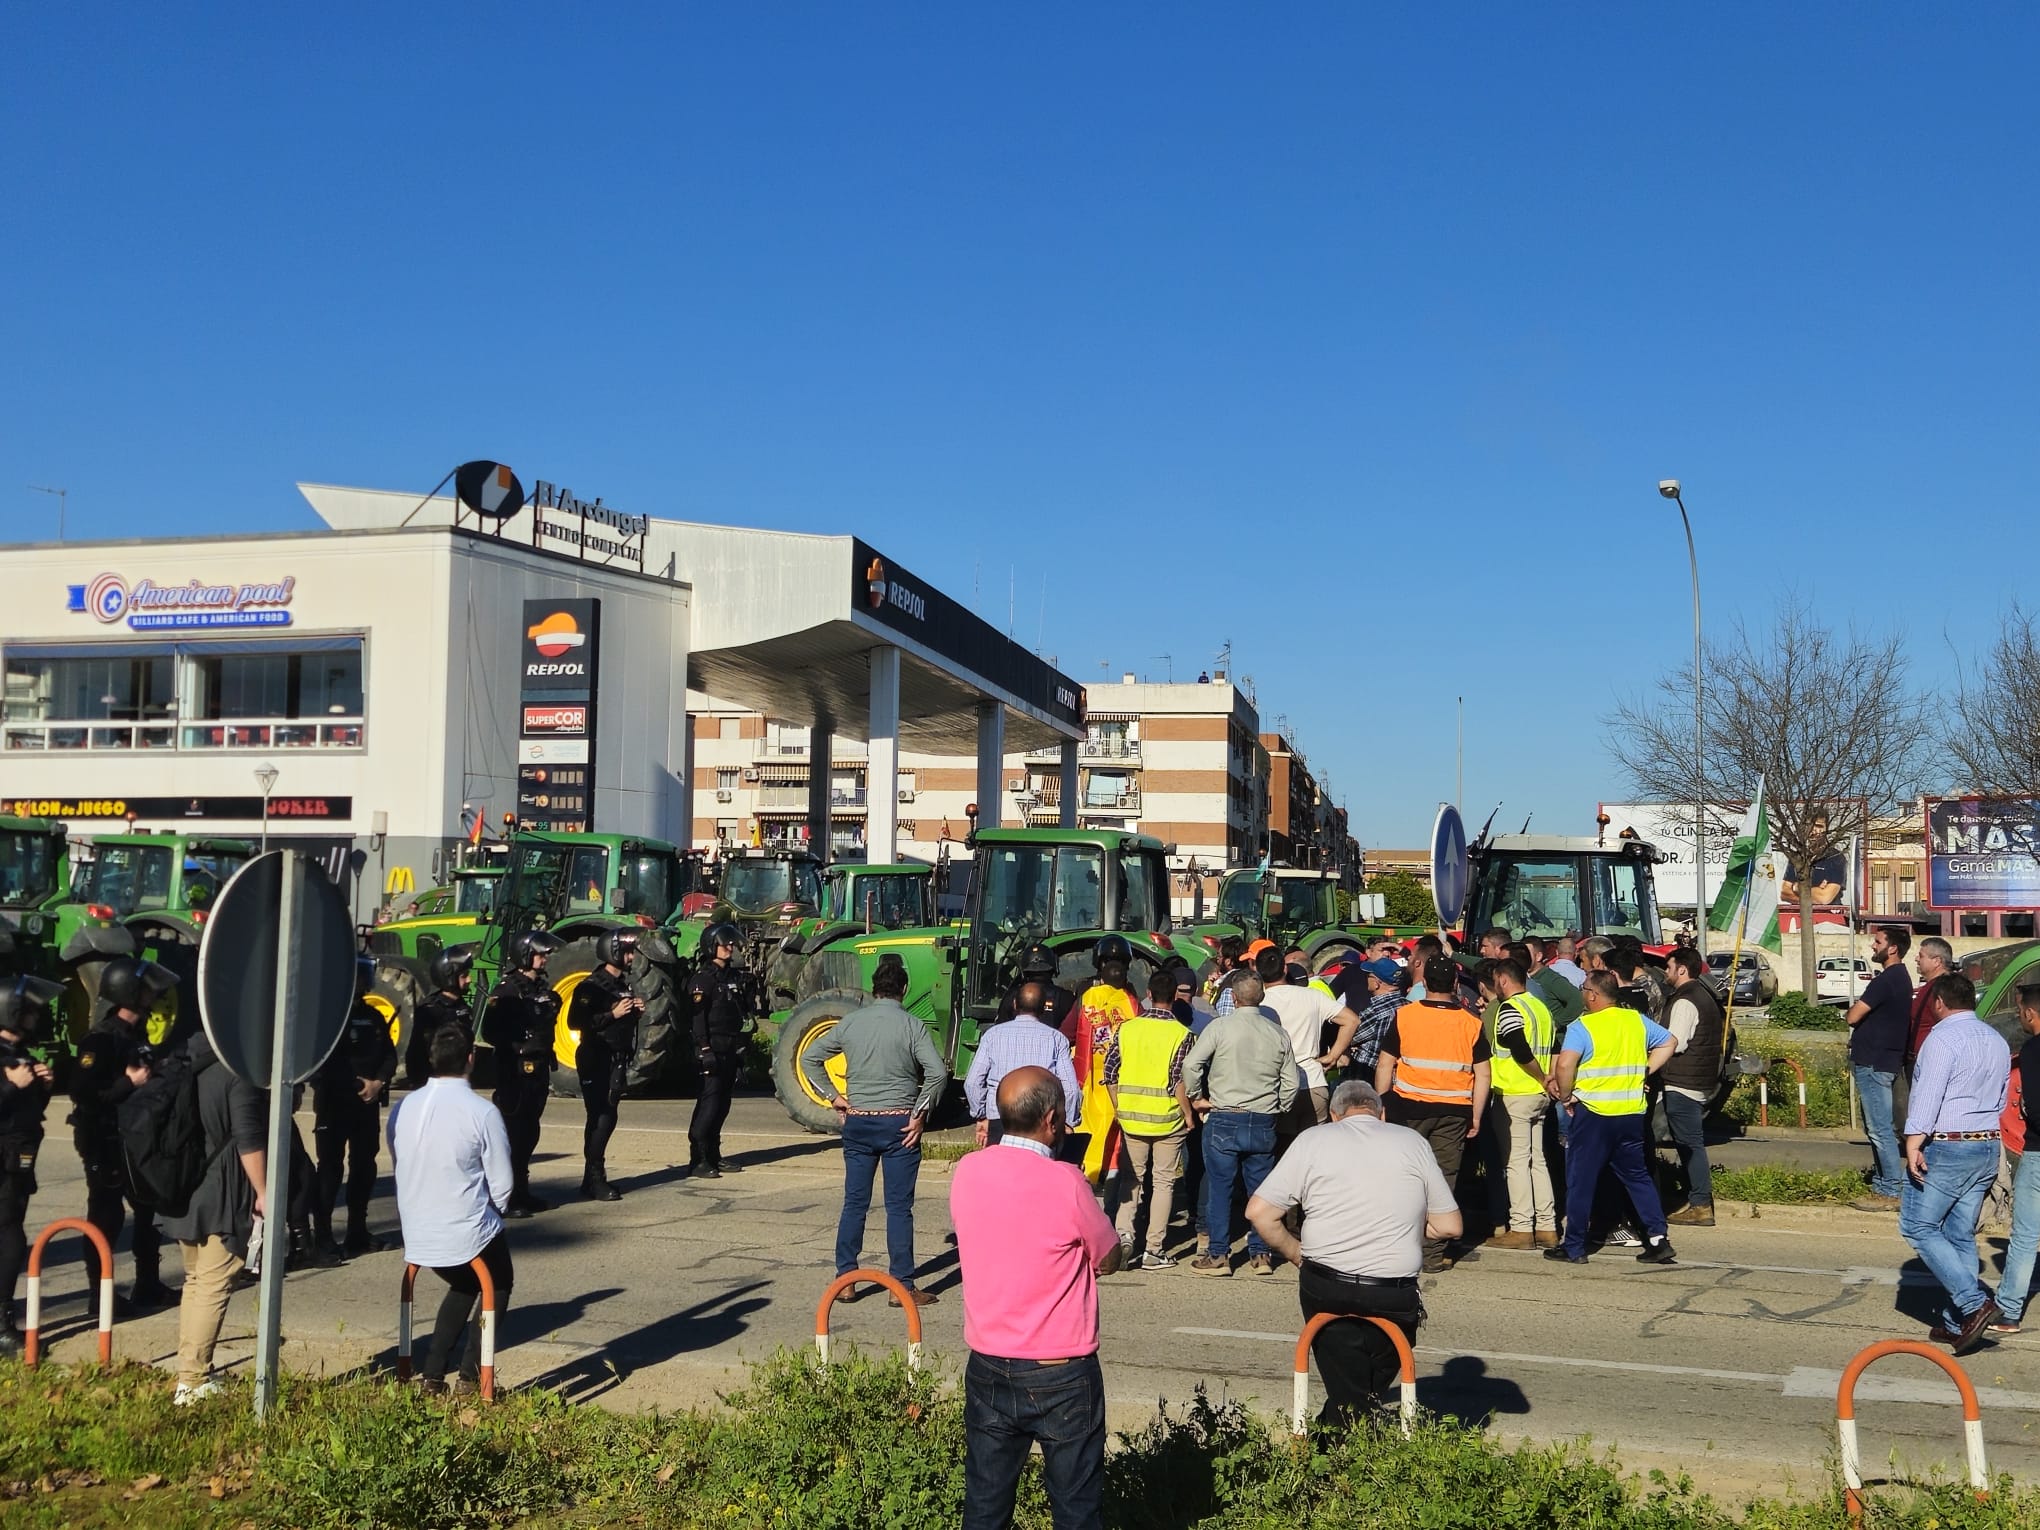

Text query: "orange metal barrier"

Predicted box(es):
[1291, 1312, 1416, 1437]
[396, 1258, 499, 1401]
[1759, 1056, 1808, 1129]
[1835, 1340, 1987, 1526]
[24, 1218, 116, 1369]
[814, 1269, 924, 1372]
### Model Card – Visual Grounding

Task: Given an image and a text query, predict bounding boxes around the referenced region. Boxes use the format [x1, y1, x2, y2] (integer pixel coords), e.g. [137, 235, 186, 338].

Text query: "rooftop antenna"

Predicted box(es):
[28, 484, 66, 540]
[1149, 654, 1173, 682]
[1519, 814, 1533, 834]
[1456, 696, 1464, 810]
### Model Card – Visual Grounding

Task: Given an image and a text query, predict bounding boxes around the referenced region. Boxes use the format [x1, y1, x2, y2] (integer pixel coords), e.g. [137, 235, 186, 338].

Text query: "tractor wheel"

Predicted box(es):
[545, 938, 604, 1099]
[367, 957, 428, 1070]
[127, 916, 203, 1049]
[1303, 936, 1364, 976]
[626, 938, 685, 1095]
[771, 989, 866, 1135]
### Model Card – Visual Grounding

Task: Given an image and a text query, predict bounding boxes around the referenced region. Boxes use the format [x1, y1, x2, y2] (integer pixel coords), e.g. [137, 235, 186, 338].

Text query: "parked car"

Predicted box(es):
[1814, 956, 1874, 1006]
[1706, 948, 1778, 1006]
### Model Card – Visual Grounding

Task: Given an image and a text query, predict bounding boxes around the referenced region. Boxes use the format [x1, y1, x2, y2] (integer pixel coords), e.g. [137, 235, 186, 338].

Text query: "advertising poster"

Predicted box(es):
[1926, 797, 2040, 909]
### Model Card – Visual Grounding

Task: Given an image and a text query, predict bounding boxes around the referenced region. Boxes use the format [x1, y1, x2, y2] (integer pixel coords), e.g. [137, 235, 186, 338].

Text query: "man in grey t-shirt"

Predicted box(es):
[1246, 1081, 1460, 1423]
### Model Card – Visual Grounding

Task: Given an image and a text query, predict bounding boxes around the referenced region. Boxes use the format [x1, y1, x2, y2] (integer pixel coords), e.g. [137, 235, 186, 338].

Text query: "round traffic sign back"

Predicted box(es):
[199, 851, 357, 1087]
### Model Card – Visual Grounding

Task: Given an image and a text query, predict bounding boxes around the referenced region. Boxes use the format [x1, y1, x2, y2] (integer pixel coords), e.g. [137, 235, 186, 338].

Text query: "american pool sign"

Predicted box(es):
[68, 572, 295, 630]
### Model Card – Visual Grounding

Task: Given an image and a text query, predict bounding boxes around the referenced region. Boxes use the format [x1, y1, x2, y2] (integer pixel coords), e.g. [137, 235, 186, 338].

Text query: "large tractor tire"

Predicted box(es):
[1302, 934, 1364, 976]
[367, 956, 428, 1069]
[545, 937, 604, 1099]
[772, 988, 864, 1135]
[544, 932, 688, 1099]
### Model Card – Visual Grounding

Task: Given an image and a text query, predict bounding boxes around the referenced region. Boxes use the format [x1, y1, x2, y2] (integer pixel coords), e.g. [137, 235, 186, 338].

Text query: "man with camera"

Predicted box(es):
[0, 974, 62, 1354]
[573, 930, 644, 1201]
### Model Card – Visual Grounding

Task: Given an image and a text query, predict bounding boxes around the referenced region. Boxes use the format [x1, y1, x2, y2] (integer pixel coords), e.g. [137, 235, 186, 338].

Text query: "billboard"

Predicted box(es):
[1926, 797, 2040, 910]
[1601, 799, 1859, 914]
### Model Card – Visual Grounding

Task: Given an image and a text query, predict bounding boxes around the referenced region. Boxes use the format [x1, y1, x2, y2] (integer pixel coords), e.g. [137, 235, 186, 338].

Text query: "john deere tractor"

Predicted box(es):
[762, 861, 936, 1009]
[0, 815, 136, 1036]
[768, 827, 1195, 1134]
[1180, 865, 1368, 974]
[368, 862, 506, 963]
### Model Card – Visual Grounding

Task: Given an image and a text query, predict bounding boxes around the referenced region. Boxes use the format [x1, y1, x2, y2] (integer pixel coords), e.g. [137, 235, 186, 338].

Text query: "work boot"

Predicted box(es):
[511, 1191, 551, 1214]
[343, 1224, 391, 1256]
[1667, 1203, 1715, 1228]
[689, 1160, 722, 1180]
[582, 1175, 622, 1202]
[313, 1225, 348, 1262]
[127, 1277, 175, 1311]
[1488, 1230, 1536, 1250]
[0, 1310, 21, 1357]
[288, 1225, 338, 1270]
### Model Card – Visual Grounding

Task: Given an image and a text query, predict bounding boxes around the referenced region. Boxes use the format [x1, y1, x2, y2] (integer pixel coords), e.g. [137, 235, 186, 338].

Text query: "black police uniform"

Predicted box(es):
[0, 1057, 49, 1344]
[686, 961, 748, 1172]
[484, 969, 559, 1208]
[68, 1015, 161, 1295]
[572, 965, 637, 1193]
[312, 999, 397, 1250]
[996, 981, 1082, 1045]
[406, 989, 474, 1089]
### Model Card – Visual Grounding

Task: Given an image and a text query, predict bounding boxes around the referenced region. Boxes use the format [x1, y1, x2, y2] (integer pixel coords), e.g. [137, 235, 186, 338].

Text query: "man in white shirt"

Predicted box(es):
[1253, 948, 1359, 1134]
[387, 1023, 514, 1393]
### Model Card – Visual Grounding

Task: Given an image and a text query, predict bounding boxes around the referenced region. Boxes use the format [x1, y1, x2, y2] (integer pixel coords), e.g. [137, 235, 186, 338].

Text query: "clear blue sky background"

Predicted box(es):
[6, 6, 2035, 849]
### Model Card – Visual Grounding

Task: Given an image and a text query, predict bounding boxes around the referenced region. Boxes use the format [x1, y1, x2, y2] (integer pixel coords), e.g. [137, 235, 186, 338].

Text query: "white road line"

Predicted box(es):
[1175, 1328, 1773, 1387]
[1782, 1367, 2040, 1411]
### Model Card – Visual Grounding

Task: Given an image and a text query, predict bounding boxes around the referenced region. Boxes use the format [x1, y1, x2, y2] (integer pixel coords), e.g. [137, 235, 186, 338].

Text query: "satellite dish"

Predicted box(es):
[454, 461, 527, 521]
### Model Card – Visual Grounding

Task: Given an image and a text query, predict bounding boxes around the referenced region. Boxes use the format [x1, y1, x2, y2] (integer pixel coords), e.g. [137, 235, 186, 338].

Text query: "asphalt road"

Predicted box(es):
[20, 1092, 2035, 1500]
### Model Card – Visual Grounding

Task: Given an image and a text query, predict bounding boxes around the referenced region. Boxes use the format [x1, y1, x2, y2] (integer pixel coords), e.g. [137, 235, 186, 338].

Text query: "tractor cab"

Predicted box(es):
[65, 834, 251, 920]
[490, 833, 682, 941]
[819, 863, 933, 931]
[1212, 866, 1341, 944]
[717, 850, 825, 926]
[0, 816, 68, 924]
[1463, 834, 1663, 946]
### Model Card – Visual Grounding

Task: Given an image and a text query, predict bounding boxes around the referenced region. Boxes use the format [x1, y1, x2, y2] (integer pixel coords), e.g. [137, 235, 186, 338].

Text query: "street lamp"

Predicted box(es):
[1658, 480, 1707, 958]
[254, 764, 279, 853]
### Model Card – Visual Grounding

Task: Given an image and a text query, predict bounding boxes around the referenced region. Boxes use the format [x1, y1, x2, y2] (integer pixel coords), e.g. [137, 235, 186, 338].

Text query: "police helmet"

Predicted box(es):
[506, 928, 564, 969]
[1093, 934, 1133, 968]
[699, 922, 742, 959]
[0, 973, 65, 1038]
[596, 929, 641, 968]
[1018, 941, 1058, 980]
[101, 956, 178, 1014]
[428, 946, 478, 992]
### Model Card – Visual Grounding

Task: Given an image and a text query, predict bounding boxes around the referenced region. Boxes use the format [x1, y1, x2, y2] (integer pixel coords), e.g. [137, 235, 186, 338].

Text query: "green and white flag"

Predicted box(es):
[1707, 778, 1783, 951]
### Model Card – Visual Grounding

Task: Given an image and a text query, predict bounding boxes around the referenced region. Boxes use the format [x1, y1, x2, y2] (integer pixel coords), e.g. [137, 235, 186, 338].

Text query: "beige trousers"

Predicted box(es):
[177, 1236, 245, 1387]
[1489, 1090, 1556, 1233]
[1114, 1132, 1188, 1254]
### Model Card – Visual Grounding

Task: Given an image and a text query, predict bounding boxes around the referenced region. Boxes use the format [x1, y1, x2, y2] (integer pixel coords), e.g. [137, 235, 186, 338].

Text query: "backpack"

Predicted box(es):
[117, 1049, 214, 1218]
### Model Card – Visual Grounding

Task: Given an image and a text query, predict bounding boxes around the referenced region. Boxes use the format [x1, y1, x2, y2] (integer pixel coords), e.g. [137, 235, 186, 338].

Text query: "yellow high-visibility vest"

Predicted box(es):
[1574, 1006, 1649, 1116]
[1114, 1014, 1190, 1137]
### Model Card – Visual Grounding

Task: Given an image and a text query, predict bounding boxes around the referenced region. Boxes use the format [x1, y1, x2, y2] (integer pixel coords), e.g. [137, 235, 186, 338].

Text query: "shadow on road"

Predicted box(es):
[521, 1280, 775, 1404]
[1417, 1356, 1531, 1427]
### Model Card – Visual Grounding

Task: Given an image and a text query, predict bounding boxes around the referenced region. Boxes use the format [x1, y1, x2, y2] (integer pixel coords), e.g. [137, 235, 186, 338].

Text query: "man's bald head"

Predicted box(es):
[1012, 981, 1047, 1018]
[996, 1065, 1064, 1142]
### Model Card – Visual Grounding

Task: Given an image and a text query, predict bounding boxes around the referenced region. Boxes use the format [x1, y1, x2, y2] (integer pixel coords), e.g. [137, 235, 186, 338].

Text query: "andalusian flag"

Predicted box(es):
[1707, 778, 1783, 951]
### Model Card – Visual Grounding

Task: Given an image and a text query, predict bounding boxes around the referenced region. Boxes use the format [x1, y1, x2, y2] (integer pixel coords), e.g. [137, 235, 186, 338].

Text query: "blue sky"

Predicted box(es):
[6, 6, 2036, 848]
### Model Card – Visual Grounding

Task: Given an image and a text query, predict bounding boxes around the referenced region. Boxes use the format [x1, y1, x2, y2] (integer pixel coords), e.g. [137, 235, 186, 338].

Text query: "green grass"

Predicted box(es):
[1709, 1164, 1871, 1205]
[5, 1350, 2039, 1528]
[1720, 1027, 1855, 1129]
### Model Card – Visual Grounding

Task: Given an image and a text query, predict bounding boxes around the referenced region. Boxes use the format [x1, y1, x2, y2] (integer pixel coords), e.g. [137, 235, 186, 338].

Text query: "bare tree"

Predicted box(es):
[1606, 603, 1933, 996]
[1947, 604, 2040, 797]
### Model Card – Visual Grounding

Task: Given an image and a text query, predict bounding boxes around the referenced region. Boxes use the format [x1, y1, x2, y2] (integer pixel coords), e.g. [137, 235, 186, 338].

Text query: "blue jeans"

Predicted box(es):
[1900, 1137, 2000, 1326]
[1996, 1150, 2040, 1325]
[1661, 1090, 1712, 1206]
[1853, 1066, 1905, 1198]
[962, 1352, 1105, 1530]
[1201, 1110, 1278, 1258]
[835, 1114, 922, 1285]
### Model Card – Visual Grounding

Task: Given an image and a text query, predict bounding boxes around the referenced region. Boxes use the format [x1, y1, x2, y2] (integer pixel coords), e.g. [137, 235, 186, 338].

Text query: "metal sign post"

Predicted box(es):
[253, 854, 300, 1420]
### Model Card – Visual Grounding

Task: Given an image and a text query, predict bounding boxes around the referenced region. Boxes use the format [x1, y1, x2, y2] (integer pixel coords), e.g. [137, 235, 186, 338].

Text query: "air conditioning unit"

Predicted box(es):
[741, 766, 759, 782]
[1006, 777, 1026, 791]
[897, 789, 915, 804]
[715, 788, 734, 802]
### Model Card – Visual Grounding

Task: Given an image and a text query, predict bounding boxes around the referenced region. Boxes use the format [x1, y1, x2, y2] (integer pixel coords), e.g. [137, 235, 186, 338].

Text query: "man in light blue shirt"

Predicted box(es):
[964, 982, 1083, 1146]
[388, 1023, 513, 1393]
[1900, 973, 2011, 1355]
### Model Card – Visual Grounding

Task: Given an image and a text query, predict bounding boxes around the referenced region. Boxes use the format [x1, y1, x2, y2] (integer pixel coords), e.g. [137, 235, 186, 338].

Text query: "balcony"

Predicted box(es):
[1080, 786, 1141, 814]
[1081, 739, 1141, 762]
[2, 715, 366, 751]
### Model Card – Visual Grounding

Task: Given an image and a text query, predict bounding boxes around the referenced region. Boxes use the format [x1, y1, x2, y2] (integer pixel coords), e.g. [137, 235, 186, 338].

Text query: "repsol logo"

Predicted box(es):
[1056, 686, 1077, 709]
[886, 582, 925, 621]
[525, 662, 588, 677]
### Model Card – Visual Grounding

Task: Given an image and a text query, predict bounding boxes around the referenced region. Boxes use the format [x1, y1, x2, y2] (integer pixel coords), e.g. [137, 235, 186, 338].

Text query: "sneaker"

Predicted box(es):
[1989, 1319, 2022, 1336]
[1488, 1230, 1536, 1250]
[1188, 1254, 1233, 1276]
[1667, 1204, 1716, 1228]
[1850, 1194, 1902, 1213]
[1137, 1251, 1178, 1271]
[172, 1380, 222, 1407]
[1635, 1238, 1678, 1266]
[1603, 1226, 1643, 1249]
[1246, 1254, 1277, 1275]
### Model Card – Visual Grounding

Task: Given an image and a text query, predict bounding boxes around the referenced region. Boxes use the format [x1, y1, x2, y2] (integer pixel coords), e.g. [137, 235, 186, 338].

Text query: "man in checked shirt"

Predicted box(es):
[965, 981, 1083, 1151]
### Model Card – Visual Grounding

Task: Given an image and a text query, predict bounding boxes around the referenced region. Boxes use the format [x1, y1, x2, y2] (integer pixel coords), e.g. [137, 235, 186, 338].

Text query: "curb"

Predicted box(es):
[1715, 1200, 1902, 1230]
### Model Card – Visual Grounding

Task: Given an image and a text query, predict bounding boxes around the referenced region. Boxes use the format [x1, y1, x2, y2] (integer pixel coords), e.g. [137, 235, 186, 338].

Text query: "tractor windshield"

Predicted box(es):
[1467, 854, 1582, 938]
[1590, 856, 1656, 940]
[454, 875, 499, 915]
[1118, 851, 1169, 931]
[723, 859, 824, 917]
[0, 829, 63, 909]
[976, 844, 1106, 936]
[1273, 876, 1333, 927]
[181, 848, 250, 909]
[1218, 872, 1263, 924]
[501, 843, 581, 929]
[616, 851, 679, 919]
[846, 874, 930, 930]
[72, 843, 175, 915]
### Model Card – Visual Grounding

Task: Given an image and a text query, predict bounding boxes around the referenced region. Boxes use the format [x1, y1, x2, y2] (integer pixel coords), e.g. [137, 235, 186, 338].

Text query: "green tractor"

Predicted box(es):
[1180, 865, 1369, 974]
[0, 815, 124, 1036]
[667, 847, 826, 1004]
[762, 861, 936, 1010]
[767, 827, 1195, 1134]
[27, 832, 253, 1043]
[368, 863, 506, 964]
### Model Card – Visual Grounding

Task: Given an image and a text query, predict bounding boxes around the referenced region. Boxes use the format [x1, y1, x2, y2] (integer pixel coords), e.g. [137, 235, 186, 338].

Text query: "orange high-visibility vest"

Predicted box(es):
[1389, 1001, 1480, 1107]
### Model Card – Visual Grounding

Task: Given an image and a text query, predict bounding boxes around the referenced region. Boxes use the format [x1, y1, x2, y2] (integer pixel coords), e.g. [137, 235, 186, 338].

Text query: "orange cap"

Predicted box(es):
[1244, 938, 1276, 957]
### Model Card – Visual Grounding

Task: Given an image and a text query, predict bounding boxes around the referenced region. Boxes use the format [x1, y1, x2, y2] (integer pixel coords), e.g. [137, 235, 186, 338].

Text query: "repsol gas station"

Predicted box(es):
[0, 463, 1086, 919]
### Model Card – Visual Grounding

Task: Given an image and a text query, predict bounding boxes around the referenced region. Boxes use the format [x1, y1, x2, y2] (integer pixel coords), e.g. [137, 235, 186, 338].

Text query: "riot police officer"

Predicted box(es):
[998, 941, 1082, 1046]
[686, 922, 749, 1178]
[573, 930, 643, 1201]
[313, 956, 399, 1256]
[484, 929, 561, 1216]
[70, 955, 177, 1310]
[0, 975, 62, 1353]
[406, 947, 479, 1088]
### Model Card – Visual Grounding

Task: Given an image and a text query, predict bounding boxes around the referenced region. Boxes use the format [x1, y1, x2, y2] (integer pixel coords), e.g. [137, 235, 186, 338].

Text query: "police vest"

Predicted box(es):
[1574, 1007, 1650, 1116]
[1114, 1014, 1190, 1137]
[1488, 990, 1554, 1097]
[1389, 1002, 1480, 1107]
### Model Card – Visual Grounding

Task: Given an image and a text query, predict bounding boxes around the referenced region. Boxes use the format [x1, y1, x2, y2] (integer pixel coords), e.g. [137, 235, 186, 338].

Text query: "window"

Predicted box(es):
[72, 843, 176, 916]
[715, 768, 739, 793]
[718, 717, 740, 742]
[1, 640, 364, 752]
[1120, 851, 1168, 931]
[1469, 855, 1582, 938]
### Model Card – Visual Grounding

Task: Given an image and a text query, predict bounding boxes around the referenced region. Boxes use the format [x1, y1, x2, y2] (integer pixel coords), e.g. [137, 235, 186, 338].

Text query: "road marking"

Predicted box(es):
[1173, 1328, 1776, 1383]
[1782, 1367, 2040, 1411]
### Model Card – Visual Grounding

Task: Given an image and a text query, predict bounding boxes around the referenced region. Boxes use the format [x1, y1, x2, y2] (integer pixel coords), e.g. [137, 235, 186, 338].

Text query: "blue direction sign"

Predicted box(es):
[1431, 804, 1469, 928]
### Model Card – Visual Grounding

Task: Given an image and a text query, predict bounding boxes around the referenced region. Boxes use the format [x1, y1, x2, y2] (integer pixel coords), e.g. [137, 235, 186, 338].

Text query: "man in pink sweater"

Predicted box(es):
[951, 1066, 1124, 1530]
